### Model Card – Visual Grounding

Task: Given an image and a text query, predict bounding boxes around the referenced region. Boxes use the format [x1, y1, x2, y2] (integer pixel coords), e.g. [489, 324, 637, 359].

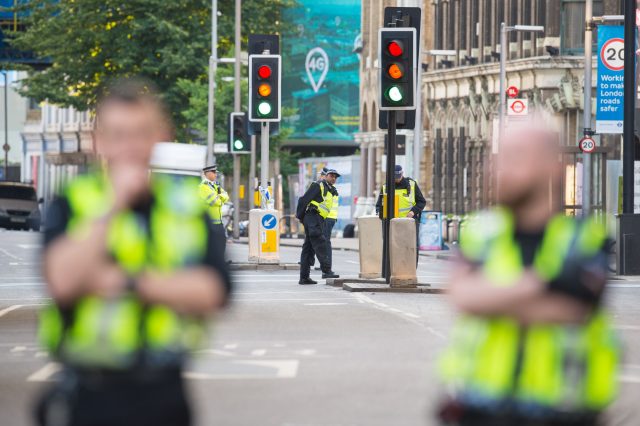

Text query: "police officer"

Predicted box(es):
[296, 171, 340, 285]
[199, 164, 229, 256]
[438, 125, 618, 426]
[36, 78, 232, 426]
[324, 169, 340, 270]
[375, 165, 426, 264]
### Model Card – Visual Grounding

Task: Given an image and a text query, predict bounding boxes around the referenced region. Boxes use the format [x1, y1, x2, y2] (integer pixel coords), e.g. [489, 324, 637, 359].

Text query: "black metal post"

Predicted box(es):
[3, 71, 8, 180]
[623, 0, 635, 214]
[383, 111, 397, 284]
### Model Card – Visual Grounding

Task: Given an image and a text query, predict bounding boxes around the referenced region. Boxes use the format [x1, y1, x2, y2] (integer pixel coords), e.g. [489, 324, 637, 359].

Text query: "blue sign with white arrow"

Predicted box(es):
[261, 214, 277, 230]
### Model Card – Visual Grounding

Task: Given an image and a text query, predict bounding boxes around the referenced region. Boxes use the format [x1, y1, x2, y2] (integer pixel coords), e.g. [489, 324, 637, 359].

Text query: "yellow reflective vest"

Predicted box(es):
[439, 208, 619, 412]
[199, 180, 229, 224]
[39, 173, 208, 370]
[309, 181, 333, 219]
[382, 179, 416, 218]
[327, 189, 339, 220]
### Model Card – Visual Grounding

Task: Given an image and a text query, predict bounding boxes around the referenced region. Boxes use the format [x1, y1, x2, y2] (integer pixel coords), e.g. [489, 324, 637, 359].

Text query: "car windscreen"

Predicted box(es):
[0, 185, 37, 201]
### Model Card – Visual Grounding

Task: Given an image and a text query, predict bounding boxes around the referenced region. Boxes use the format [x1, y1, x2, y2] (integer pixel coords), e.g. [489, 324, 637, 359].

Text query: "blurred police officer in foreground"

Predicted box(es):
[296, 170, 340, 285]
[376, 165, 426, 265]
[199, 164, 229, 256]
[36, 78, 231, 426]
[438, 123, 618, 426]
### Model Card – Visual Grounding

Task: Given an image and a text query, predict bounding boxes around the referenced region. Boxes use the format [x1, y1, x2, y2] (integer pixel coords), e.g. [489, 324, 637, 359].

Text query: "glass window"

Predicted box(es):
[562, 0, 603, 54]
[460, 0, 468, 52]
[472, 0, 479, 48]
[0, 185, 37, 201]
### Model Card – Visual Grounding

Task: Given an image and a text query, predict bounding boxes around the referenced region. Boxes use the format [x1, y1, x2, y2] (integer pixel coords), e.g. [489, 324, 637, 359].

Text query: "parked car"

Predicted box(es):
[0, 182, 42, 231]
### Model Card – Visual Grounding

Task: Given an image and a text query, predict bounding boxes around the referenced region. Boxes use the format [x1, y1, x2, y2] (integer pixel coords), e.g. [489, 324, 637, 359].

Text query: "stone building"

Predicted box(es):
[356, 0, 623, 218]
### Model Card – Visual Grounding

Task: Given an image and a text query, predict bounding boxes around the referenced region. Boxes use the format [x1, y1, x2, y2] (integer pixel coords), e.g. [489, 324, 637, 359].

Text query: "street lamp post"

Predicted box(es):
[206, 0, 218, 166]
[498, 24, 545, 146]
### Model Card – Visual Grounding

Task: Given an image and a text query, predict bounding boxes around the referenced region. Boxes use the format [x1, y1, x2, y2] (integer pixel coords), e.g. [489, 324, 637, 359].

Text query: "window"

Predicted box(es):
[472, 0, 479, 48]
[460, 0, 468, 52]
[562, 0, 603, 54]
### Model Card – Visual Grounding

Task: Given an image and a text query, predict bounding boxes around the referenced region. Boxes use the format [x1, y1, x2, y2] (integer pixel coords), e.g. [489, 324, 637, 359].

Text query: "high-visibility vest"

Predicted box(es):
[439, 208, 619, 412]
[327, 192, 339, 220]
[382, 179, 416, 218]
[38, 173, 208, 370]
[308, 182, 333, 219]
[199, 180, 229, 224]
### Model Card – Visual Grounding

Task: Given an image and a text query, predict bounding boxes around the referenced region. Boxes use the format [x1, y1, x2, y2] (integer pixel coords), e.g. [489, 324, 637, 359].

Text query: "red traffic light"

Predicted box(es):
[258, 65, 272, 79]
[387, 40, 403, 57]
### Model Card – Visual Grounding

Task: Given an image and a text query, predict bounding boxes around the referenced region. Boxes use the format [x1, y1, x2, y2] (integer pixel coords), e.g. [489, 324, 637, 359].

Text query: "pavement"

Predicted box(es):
[0, 229, 639, 425]
[238, 235, 457, 261]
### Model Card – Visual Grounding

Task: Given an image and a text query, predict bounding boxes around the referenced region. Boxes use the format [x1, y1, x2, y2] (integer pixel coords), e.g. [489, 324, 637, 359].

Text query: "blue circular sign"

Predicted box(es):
[261, 214, 277, 230]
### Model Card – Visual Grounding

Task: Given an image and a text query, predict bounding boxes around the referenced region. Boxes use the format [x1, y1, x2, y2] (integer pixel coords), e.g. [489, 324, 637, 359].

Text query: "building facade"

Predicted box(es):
[21, 103, 94, 204]
[356, 0, 623, 218]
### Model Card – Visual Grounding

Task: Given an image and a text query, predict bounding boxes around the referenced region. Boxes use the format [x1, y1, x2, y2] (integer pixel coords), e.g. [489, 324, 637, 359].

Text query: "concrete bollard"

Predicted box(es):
[357, 215, 382, 279]
[389, 218, 418, 287]
[248, 209, 280, 264]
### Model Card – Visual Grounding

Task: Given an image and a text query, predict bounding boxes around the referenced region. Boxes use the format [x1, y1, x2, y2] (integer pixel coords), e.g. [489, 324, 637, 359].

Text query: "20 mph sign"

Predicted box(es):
[579, 137, 596, 153]
[507, 98, 529, 116]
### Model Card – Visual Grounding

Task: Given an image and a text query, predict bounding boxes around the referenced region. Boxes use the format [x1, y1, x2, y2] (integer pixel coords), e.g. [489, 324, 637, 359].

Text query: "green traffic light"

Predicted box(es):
[385, 86, 404, 103]
[257, 101, 272, 116]
[234, 139, 244, 150]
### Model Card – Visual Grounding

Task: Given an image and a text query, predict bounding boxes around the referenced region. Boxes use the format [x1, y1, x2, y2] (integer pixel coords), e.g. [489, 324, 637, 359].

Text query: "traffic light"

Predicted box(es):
[248, 54, 281, 122]
[228, 112, 250, 154]
[379, 28, 416, 110]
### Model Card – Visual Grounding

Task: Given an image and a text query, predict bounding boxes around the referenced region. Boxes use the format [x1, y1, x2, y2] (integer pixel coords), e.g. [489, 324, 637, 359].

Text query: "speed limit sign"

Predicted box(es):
[579, 137, 596, 153]
[600, 38, 624, 71]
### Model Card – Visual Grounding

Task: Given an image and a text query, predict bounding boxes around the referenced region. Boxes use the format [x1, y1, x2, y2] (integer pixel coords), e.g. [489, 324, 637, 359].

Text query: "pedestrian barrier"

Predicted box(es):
[248, 209, 280, 264]
[389, 218, 418, 287]
[357, 215, 383, 278]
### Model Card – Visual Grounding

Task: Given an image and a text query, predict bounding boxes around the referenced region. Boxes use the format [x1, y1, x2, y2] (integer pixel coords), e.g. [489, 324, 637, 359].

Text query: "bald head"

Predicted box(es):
[496, 126, 561, 208]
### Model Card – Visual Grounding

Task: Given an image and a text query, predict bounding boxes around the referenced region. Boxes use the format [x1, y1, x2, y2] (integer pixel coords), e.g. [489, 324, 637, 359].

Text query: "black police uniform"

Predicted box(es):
[375, 177, 427, 268]
[296, 181, 335, 283]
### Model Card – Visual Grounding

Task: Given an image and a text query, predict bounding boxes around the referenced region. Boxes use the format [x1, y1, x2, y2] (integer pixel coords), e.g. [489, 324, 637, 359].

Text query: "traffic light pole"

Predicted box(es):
[249, 135, 257, 209]
[231, 0, 241, 239]
[260, 122, 270, 200]
[383, 111, 397, 284]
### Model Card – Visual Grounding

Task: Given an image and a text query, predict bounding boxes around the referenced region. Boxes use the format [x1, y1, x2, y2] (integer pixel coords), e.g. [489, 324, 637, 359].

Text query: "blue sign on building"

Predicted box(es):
[596, 25, 625, 134]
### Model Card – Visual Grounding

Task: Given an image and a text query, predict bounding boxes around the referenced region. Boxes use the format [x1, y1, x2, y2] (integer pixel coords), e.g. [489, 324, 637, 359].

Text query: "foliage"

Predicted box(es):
[9, 0, 213, 139]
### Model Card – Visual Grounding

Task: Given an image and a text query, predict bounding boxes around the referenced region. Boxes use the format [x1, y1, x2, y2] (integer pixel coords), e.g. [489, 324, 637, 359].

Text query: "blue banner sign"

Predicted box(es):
[596, 25, 625, 134]
[419, 211, 443, 251]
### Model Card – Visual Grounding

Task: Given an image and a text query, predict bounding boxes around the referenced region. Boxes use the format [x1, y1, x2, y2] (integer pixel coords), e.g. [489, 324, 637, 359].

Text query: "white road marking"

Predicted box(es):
[608, 283, 640, 288]
[183, 359, 299, 380]
[234, 297, 354, 303]
[345, 260, 359, 264]
[251, 349, 266, 356]
[353, 294, 446, 340]
[224, 344, 238, 350]
[0, 248, 21, 260]
[0, 298, 48, 301]
[194, 349, 235, 357]
[615, 325, 640, 331]
[0, 304, 23, 318]
[0, 283, 43, 287]
[17, 244, 41, 249]
[295, 349, 316, 356]
[304, 302, 348, 306]
[27, 362, 61, 382]
[11, 346, 27, 352]
[619, 374, 640, 384]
